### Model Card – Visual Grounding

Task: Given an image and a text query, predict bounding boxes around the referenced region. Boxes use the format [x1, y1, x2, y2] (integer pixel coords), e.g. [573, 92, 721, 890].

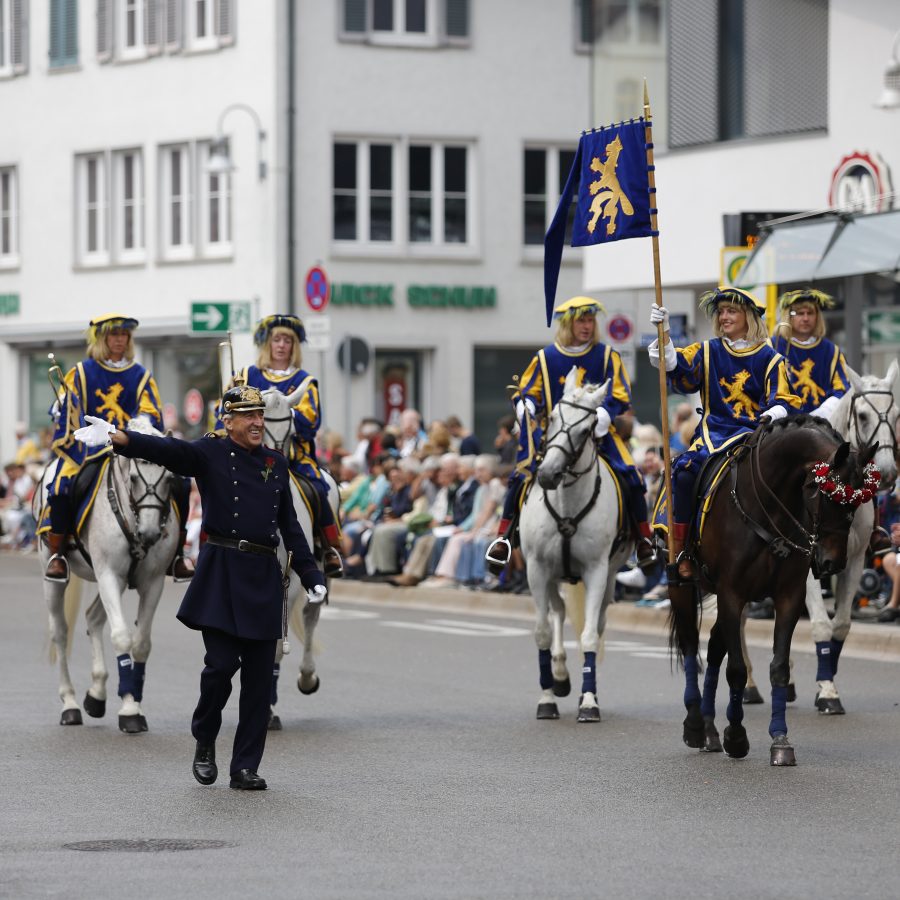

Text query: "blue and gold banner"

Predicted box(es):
[544, 120, 655, 324]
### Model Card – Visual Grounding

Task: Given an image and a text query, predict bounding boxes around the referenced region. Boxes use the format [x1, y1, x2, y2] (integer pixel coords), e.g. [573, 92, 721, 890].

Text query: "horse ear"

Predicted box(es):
[832, 440, 851, 469]
[165, 428, 173, 438]
[596, 378, 611, 403]
[885, 358, 899, 391]
[845, 365, 865, 395]
[564, 366, 580, 394]
[860, 441, 880, 468]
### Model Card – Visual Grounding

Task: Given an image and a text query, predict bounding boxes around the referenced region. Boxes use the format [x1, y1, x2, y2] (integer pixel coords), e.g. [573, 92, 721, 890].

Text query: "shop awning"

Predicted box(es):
[735, 208, 900, 287]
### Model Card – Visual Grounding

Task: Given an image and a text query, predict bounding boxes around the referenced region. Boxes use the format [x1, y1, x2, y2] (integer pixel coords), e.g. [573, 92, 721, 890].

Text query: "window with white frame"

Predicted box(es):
[332, 140, 397, 246]
[340, 0, 469, 47]
[112, 149, 145, 262]
[97, 0, 233, 62]
[76, 153, 110, 265]
[0, 166, 19, 266]
[159, 143, 192, 259]
[409, 142, 470, 247]
[523, 146, 578, 249]
[0, 0, 29, 77]
[197, 141, 232, 255]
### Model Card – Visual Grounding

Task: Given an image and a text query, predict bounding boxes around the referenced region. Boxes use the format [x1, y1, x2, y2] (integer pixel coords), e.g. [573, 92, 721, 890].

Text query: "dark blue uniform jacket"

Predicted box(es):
[117, 432, 325, 640]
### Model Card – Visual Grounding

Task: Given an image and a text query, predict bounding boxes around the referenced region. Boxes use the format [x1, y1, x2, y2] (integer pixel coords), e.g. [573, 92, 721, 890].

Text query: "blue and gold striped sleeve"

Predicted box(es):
[602, 348, 633, 420]
[292, 380, 321, 441]
[669, 342, 704, 394]
[138, 375, 164, 428]
[511, 355, 545, 411]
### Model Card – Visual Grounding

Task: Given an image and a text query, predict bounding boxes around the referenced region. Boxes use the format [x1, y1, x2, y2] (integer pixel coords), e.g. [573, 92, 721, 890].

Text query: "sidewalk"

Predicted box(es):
[330, 580, 900, 663]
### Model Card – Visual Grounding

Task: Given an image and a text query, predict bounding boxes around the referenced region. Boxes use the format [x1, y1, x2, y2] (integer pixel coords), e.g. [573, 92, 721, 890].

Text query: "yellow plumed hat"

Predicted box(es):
[552, 296, 606, 321]
[87, 314, 139, 343]
[778, 288, 835, 311]
[698, 287, 766, 319]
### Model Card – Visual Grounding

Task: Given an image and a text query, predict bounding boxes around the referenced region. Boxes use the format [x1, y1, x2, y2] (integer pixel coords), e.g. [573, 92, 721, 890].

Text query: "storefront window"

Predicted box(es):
[374, 350, 422, 428]
[148, 339, 222, 439]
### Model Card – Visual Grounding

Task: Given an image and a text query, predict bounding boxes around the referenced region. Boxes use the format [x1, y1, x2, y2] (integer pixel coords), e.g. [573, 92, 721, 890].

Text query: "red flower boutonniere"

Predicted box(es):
[261, 456, 275, 482]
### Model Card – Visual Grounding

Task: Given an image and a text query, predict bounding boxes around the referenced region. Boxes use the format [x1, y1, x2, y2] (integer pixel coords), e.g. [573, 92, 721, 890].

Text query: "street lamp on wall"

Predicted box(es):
[874, 30, 900, 109]
[206, 103, 268, 179]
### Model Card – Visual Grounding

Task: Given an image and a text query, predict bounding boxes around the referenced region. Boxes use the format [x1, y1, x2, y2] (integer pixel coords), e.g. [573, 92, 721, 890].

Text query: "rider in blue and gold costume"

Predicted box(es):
[648, 287, 801, 579]
[772, 289, 849, 418]
[229, 314, 343, 577]
[43, 314, 194, 583]
[485, 296, 657, 574]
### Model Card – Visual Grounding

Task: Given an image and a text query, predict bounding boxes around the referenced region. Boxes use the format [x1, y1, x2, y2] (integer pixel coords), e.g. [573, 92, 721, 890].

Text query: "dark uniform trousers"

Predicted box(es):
[192, 628, 277, 776]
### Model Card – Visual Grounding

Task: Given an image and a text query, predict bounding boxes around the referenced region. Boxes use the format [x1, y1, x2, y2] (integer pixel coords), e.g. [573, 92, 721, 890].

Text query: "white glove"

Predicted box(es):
[761, 405, 788, 423]
[650, 305, 670, 331]
[74, 415, 116, 447]
[306, 584, 328, 605]
[515, 398, 536, 420]
[809, 396, 838, 422]
[647, 339, 677, 373]
[594, 407, 611, 438]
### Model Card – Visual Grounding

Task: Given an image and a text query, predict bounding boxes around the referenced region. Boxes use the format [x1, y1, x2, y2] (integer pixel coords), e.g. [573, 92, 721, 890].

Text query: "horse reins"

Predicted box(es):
[540, 397, 605, 582]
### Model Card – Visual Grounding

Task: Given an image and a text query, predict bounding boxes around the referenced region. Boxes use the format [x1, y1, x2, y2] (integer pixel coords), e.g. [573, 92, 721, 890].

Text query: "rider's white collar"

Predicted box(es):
[103, 358, 130, 369]
[792, 336, 817, 346]
[723, 337, 753, 350]
[266, 366, 297, 377]
[562, 341, 592, 354]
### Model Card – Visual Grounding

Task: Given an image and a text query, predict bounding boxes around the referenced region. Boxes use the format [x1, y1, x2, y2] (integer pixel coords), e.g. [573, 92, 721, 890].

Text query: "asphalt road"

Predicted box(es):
[2, 552, 899, 900]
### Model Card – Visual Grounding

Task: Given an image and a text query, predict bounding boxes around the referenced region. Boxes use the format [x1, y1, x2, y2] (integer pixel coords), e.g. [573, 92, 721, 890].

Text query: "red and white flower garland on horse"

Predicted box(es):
[811, 461, 880, 507]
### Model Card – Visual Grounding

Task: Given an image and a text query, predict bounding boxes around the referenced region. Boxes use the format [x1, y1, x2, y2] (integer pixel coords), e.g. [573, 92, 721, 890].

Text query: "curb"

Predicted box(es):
[330, 580, 900, 664]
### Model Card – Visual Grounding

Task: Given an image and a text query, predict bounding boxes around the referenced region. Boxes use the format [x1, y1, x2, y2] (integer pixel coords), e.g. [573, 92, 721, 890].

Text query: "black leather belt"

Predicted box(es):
[206, 535, 277, 556]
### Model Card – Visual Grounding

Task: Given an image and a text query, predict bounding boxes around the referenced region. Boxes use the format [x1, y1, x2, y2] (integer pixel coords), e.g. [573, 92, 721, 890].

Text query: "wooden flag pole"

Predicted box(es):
[643, 81, 675, 564]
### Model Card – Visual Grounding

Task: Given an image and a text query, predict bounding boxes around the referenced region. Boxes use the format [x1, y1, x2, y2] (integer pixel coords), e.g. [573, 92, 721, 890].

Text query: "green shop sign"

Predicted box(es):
[331, 284, 395, 306]
[0, 293, 20, 315]
[408, 285, 496, 308]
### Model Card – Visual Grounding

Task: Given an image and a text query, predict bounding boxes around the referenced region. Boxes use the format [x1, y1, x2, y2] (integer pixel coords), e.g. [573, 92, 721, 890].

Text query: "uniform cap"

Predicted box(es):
[778, 288, 835, 311]
[253, 314, 306, 347]
[89, 313, 139, 333]
[222, 384, 266, 414]
[552, 296, 606, 320]
[698, 287, 766, 318]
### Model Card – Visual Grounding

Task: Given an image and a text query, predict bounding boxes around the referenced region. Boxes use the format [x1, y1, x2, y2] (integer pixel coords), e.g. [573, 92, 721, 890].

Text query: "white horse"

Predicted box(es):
[744, 360, 899, 713]
[260, 384, 340, 729]
[519, 369, 632, 722]
[38, 419, 179, 733]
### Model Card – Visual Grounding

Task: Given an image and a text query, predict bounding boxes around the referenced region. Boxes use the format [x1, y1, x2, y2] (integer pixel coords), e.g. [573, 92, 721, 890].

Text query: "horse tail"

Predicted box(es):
[289, 599, 306, 644]
[666, 582, 700, 670]
[47, 575, 82, 664]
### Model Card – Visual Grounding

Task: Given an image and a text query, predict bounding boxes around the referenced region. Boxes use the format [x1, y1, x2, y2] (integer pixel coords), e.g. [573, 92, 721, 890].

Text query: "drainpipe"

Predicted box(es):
[287, 0, 297, 315]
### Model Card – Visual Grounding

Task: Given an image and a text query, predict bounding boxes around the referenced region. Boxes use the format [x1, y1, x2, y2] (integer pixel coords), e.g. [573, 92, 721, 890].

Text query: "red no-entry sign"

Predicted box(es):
[305, 266, 330, 312]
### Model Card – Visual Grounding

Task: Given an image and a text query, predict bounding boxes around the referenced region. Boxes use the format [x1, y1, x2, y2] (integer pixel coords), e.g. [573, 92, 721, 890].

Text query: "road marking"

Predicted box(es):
[320, 608, 380, 621]
[380, 619, 530, 638]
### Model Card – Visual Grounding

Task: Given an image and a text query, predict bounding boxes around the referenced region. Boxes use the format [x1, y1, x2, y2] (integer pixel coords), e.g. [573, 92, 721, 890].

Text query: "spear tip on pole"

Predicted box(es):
[643, 78, 649, 105]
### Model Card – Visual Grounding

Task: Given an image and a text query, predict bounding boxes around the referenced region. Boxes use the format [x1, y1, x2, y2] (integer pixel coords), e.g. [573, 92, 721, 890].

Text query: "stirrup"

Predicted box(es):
[323, 548, 344, 579]
[635, 537, 659, 572]
[485, 536, 512, 575]
[44, 554, 70, 585]
[666, 551, 697, 587]
[168, 556, 195, 583]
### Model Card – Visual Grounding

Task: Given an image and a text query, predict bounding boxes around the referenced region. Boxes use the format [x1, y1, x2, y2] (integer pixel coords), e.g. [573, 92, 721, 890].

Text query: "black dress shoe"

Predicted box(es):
[192, 742, 217, 785]
[229, 769, 267, 790]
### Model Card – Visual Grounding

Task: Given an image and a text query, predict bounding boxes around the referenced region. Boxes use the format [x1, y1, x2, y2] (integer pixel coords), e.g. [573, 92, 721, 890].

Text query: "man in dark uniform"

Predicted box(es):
[77, 384, 326, 790]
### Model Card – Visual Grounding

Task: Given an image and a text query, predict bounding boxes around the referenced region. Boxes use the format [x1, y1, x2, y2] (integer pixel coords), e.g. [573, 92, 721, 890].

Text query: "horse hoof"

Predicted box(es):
[268, 714, 283, 731]
[815, 696, 845, 715]
[723, 725, 750, 759]
[536, 702, 560, 720]
[552, 677, 571, 698]
[682, 704, 704, 749]
[701, 718, 722, 753]
[786, 684, 797, 703]
[118, 714, 143, 734]
[743, 685, 764, 705]
[769, 734, 797, 766]
[60, 708, 83, 726]
[297, 673, 320, 695]
[83, 693, 106, 718]
[577, 705, 601, 723]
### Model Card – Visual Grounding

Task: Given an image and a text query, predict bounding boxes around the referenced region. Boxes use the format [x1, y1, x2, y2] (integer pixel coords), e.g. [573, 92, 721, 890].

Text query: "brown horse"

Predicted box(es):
[668, 415, 878, 766]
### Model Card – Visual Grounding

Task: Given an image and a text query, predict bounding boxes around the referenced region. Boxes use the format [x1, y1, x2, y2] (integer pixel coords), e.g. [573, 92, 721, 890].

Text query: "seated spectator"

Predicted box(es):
[348, 418, 383, 473]
[367, 457, 422, 575]
[446, 415, 481, 455]
[425, 419, 452, 456]
[452, 456, 479, 526]
[398, 409, 427, 458]
[14, 422, 42, 466]
[877, 484, 900, 622]
[424, 455, 502, 587]
[0, 461, 36, 550]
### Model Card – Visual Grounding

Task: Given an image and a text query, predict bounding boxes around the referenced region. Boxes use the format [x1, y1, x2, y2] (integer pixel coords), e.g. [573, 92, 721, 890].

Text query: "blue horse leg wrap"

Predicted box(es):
[814, 641, 833, 681]
[683, 655, 701, 707]
[829, 639, 844, 678]
[769, 684, 788, 737]
[538, 649, 553, 690]
[131, 662, 146, 702]
[271, 662, 280, 706]
[700, 665, 720, 718]
[116, 654, 135, 698]
[726, 687, 744, 725]
[581, 651, 597, 696]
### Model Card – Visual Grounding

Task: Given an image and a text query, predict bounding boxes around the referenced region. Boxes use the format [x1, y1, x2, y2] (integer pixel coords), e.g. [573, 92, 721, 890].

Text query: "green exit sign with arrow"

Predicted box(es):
[190, 301, 252, 334]
[866, 310, 900, 345]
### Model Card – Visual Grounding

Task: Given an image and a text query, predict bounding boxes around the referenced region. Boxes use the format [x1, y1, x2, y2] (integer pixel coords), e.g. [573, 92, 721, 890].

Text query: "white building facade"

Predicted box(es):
[1, 0, 597, 461]
[582, 0, 900, 423]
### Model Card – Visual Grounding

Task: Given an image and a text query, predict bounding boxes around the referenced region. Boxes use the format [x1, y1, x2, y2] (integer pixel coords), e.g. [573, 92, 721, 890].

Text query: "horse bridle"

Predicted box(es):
[541, 398, 600, 485]
[847, 388, 899, 461]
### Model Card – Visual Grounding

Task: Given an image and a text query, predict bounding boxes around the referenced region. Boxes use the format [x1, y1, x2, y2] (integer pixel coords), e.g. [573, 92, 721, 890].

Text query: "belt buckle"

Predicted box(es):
[237, 540, 249, 552]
